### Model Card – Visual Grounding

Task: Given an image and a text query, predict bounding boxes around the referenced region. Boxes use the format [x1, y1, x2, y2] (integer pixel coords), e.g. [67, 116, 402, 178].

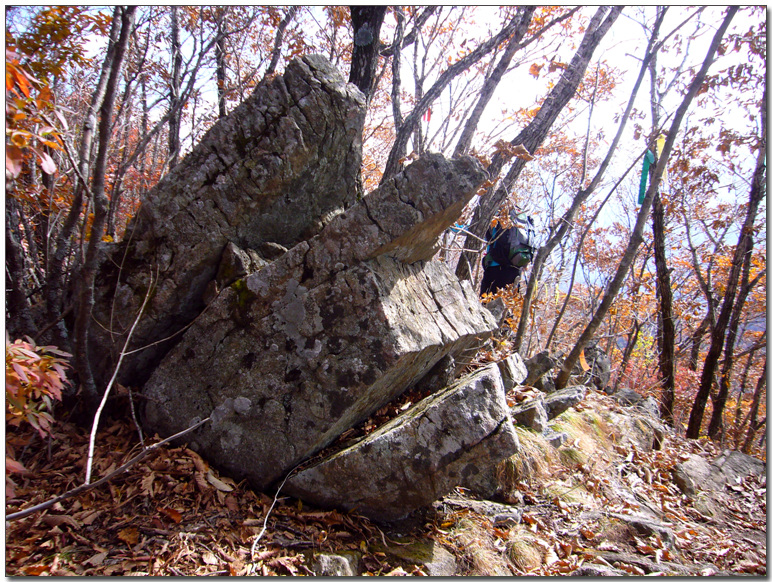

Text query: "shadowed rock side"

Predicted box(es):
[90, 54, 367, 387]
[142, 153, 496, 490]
[284, 364, 519, 522]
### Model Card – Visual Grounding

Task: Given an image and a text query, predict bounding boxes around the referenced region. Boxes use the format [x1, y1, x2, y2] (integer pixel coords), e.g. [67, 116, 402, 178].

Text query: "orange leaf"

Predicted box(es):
[10, 131, 29, 148]
[579, 349, 590, 372]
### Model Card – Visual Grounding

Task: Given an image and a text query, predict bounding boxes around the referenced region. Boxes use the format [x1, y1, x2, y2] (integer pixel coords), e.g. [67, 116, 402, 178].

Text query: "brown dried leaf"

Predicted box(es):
[117, 526, 139, 546]
[207, 469, 234, 492]
[141, 472, 155, 497]
[186, 449, 208, 473]
[580, 528, 595, 540]
[194, 471, 209, 492]
[225, 495, 239, 512]
[159, 507, 183, 523]
[86, 551, 109, 567]
[43, 514, 81, 529]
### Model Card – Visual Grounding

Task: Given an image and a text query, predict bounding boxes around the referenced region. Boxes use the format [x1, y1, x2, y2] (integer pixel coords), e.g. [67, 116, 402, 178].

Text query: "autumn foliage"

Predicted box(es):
[6, 336, 71, 438]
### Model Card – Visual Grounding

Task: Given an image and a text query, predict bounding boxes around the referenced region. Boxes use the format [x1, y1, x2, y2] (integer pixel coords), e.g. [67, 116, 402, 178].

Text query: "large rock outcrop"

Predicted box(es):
[91, 54, 367, 387]
[84, 53, 528, 520]
[142, 153, 497, 490]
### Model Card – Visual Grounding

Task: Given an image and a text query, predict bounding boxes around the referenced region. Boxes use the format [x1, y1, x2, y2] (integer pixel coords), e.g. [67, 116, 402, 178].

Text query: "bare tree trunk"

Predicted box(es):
[390, 7, 405, 133]
[348, 6, 386, 102]
[453, 7, 536, 157]
[687, 79, 764, 439]
[264, 6, 298, 79]
[732, 350, 757, 447]
[6, 199, 37, 337]
[215, 11, 228, 119]
[44, 7, 125, 349]
[545, 167, 633, 351]
[555, 7, 738, 392]
[688, 315, 710, 371]
[705, 107, 766, 438]
[73, 6, 136, 409]
[168, 6, 183, 169]
[707, 268, 765, 439]
[741, 360, 766, 454]
[614, 318, 642, 393]
[652, 188, 677, 423]
[511, 6, 643, 353]
[454, 6, 622, 284]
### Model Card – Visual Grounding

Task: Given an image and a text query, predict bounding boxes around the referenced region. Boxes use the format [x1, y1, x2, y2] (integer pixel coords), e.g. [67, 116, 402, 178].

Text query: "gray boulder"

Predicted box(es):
[372, 540, 457, 576]
[497, 353, 528, 390]
[542, 426, 569, 448]
[509, 395, 548, 433]
[522, 351, 556, 387]
[544, 385, 587, 420]
[578, 342, 611, 391]
[283, 364, 519, 522]
[91, 54, 367, 387]
[673, 450, 765, 496]
[308, 553, 359, 576]
[534, 375, 556, 394]
[612, 388, 643, 406]
[142, 153, 495, 490]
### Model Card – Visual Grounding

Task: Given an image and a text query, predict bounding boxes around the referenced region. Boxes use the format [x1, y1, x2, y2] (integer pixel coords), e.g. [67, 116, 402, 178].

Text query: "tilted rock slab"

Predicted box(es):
[497, 353, 528, 390]
[91, 54, 366, 386]
[284, 364, 519, 522]
[142, 153, 497, 489]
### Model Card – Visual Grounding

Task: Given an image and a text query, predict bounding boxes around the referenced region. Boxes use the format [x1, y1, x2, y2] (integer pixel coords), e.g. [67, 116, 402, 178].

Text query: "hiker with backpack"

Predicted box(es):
[480, 209, 536, 296]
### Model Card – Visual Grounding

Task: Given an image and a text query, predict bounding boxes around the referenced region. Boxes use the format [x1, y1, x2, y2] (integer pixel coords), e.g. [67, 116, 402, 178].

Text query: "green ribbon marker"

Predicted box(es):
[638, 149, 655, 204]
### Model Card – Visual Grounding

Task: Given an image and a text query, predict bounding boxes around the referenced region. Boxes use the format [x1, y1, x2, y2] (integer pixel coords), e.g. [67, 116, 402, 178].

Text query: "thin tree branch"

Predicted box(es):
[85, 266, 156, 483]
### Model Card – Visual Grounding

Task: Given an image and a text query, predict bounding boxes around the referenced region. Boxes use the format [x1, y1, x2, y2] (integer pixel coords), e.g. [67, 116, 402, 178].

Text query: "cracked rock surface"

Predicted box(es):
[142, 153, 495, 491]
[90, 55, 366, 387]
[283, 364, 519, 522]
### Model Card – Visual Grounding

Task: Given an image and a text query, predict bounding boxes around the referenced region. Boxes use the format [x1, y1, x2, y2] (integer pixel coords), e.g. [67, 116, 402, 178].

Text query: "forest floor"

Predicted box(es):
[5, 390, 767, 576]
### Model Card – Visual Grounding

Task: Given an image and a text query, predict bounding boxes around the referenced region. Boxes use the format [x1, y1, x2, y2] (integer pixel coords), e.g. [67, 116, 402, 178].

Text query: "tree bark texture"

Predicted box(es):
[264, 6, 298, 79]
[652, 190, 677, 424]
[215, 13, 228, 119]
[390, 7, 405, 133]
[348, 6, 386, 101]
[168, 6, 183, 169]
[44, 6, 125, 350]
